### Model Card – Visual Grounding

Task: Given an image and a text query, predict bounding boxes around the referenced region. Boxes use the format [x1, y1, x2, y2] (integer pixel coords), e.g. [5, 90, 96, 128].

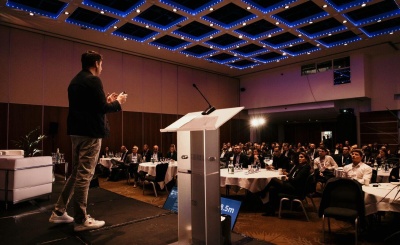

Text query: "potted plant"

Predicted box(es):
[12, 126, 46, 157]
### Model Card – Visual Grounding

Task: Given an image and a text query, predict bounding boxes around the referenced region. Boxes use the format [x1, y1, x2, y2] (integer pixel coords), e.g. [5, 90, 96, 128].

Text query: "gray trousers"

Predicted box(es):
[55, 136, 102, 224]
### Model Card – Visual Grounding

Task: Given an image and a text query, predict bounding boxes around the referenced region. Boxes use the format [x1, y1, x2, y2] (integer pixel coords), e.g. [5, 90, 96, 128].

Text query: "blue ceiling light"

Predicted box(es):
[272, 1, 328, 28]
[180, 45, 217, 58]
[230, 44, 266, 57]
[325, 0, 373, 12]
[252, 52, 288, 63]
[6, 0, 68, 19]
[360, 17, 400, 37]
[281, 43, 320, 57]
[344, 0, 400, 26]
[205, 52, 239, 64]
[205, 33, 247, 50]
[150, 35, 189, 51]
[297, 18, 347, 39]
[202, 3, 256, 29]
[316, 30, 362, 48]
[260, 32, 303, 49]
[228, 59, 259, 69]
[112, 22, 158, 42]
[66, 7, 118, 32]
[173, 21, 219, 41]
[234, 19, 282, 40]
[133, 5, 187, 31]
[82, 0, 145, 18]
[242, 0, 297, 14]
[160, 0, 222, 15]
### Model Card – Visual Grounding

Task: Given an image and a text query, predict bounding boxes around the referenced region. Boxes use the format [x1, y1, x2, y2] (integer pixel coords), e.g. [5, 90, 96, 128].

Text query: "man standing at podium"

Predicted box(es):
[49, 51, 127, 232]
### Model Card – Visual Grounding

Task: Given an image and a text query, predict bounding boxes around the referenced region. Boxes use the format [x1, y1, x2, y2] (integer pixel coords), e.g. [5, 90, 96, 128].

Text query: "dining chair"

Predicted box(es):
[318, 177, 365, 245]
[278, 173, 316, 221]
[142, 163, 169, 197]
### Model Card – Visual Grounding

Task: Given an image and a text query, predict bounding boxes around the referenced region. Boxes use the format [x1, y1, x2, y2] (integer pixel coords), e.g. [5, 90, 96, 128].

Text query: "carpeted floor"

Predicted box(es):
[99, 176, 400, 245]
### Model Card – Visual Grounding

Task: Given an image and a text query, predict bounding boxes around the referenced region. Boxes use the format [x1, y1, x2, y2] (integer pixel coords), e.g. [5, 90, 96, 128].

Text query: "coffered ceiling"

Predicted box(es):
[0, 0, 399, 77]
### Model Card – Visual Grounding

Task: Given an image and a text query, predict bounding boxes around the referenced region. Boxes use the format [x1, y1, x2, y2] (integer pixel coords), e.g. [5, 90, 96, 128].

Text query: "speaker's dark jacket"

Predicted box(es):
[67, 69, 121, 138]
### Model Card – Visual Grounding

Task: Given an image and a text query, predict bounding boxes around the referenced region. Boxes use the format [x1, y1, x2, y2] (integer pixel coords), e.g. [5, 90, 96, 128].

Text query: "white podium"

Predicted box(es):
[161, 107, 244, 244]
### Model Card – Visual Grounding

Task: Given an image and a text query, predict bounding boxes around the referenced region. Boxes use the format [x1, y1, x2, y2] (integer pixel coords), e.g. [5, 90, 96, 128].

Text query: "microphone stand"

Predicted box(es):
[192, 84, 216, 115]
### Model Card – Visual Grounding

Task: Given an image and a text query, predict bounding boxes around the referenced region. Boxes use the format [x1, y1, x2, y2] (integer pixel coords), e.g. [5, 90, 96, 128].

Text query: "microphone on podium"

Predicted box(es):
[192, 84, 216, 115]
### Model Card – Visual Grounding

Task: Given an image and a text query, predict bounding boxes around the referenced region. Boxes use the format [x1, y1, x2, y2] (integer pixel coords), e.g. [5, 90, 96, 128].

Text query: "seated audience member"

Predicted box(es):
[231, 145, 249, 168]
[109, 145, 129, 181]
[362, 147, 374, 166]
[333, 143, 342, 155]
[101, 146, 111, 157]
[376, 148, 389, 166]
[314, 147, 338, 183]
[110, 145, 129, 166]
[166, 145, 177, 161]
[127, 145, 142, 188]
[343, 149, 372, 185]
[308, 143, 319, 161]
[248, 148, 264, 168]
[389, 165, 400, 182]
[150, 145, 163, 162]
[271, 147, 290, 170]
[333, 146, 352, 167]
[259, 152, 311, 216]
[141, 144, 151, 162]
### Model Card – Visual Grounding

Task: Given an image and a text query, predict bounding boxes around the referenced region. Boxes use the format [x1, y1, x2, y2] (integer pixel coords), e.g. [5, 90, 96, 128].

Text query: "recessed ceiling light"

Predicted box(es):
[361, 3, 366, 7]
[268, 34, 272, 37]
[210, 46, 213, 48]
[210, 36, 213, 39]
[29, 12, 34, 16]
[328, 33, 332, 36]
[181, 37, 184, 39]
[282, 52, 287, 55]
[275, 22, 280, 25]
[344, 43, 348, 46]
[239, 35, 243, 38]
[145, 25, 149, 28]
[298, 34, 302, 37]
[100, 11, 105, 14]
[152, 37, 156, 40]
[184, 46, 186, 49]
[322, 4, 328, 8]
[173, 8, 177, 12]
[136, 9, 140, 13]
[285, 5, 289, 9]
[247, 6, 251, 10]
[113, 25, 117, 29]
[210, 23, 213, 27]
[242, 23, 246, 26]
[209, 8, 213, 11]
[262, 45, 266, 48]
[186, 55, 189, 57]
[236, 45, 239, 48]
[309, 21, 313, 24]
[277, 60, 280, 62]
[377, 19, 381, 22]
[64, 11, 69, 15]
[158, 47, 161, 49]
[289, 44, 293, 47]
[316, 43, 320, 46]
[390, 32, 394, 35]
[343, 20, 347, 23]
[123, 38, 127, 41]
[307, 52, 310, 55]
[234, 54, 237, 56]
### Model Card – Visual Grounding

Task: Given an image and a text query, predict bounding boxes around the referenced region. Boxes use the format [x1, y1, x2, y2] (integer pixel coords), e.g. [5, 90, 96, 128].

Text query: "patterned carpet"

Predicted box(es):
[98, 177, 397, 245]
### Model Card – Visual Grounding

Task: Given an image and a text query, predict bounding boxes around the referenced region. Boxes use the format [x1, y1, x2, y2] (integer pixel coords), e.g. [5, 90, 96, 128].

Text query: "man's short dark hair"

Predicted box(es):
[81, 51, 102, 70]
[351, 149, 363, 157]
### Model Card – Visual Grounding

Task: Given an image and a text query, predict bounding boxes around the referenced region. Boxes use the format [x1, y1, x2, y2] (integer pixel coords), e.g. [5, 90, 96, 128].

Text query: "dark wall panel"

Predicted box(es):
[123, 111, 144, 150]
[0, 103, 8, 149]
[102, 111, 123, 153]
[143, 113, 162, 152]
[161, 114, 179, 155]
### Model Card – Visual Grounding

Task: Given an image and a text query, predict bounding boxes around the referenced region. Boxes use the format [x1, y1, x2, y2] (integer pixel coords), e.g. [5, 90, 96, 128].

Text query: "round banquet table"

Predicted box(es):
[138, 161, 178, 189]
[362, 183, 400, 216]
[99, 157, 120, 169]
[220, 168, 284, 193]
[376, 168, 391, 183]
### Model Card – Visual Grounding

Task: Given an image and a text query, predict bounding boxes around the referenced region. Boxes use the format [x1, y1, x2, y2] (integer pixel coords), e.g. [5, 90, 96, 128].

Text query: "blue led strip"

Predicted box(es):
[160, 0, 222, 15]
[230, 49, 267, 58]
[252, 55, 288, 64]
[173, 29, 220, 42]
[260, 38, 303, 50]
[228, 60, 260, 69]
[6, 0, 68, 19]
[204, 40, 247, 50]
[180, 49, 217, 58]
[205, 56, 239, 65]
[66, 17, 118, 32]
[344, 10, 400, 27]
[233, 27, 283, 41]
[112, 31, 159, 42]
[242, 0, 297, 14]
[281, 46, 320, 57]
[325, 0, 373, 12]
[359, 18, 400, 38]
[133, 15, 187, 31]
[149, 41, 189, 51]
[82, 0, 145, 17]
[298, 26, 347, 39]
[271, 11, 328, 28]
[316, 36, 362, 48]
[202, 14, 257, 30]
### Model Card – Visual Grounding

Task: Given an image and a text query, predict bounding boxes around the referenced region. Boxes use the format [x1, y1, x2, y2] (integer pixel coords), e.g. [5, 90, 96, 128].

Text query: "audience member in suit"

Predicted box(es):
[231, 145, 249, 168]
[282, 143, 295, 161]
[150, 145, 163, 162]
[307, 143, 319, 161]
[333, 143, 342, 155]
[127, 145, 142, 188]
[220, 143, 233, 167]
[389, 166, 400, 182]
[343, 149, 372, 185]
[362, 147, 374, 166]
[110, 145, 129, 166]
[270, 147, 290, 170]
[141, 144, 151, 162]
[109, 145, 129, 181]
[260, 152, 312, 216]
[333, 146, 352, 167]
[166, 145, 177, 161]
[248, 148, 264, 168]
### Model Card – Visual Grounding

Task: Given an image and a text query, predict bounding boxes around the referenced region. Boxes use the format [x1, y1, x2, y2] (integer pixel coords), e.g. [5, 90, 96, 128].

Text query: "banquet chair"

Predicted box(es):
[278, 174, 316, 221]
[318, 178, 365, 245]
[142, 163, 169, 197]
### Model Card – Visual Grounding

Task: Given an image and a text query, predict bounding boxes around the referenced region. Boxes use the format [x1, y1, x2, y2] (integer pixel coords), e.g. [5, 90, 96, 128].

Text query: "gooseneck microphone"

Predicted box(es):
[192, 84, 216, 115]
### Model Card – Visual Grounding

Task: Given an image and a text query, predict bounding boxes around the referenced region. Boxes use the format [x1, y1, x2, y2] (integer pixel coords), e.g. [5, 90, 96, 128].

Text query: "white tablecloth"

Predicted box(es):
[363, 183, 400, 215]
[377, 169, 391, 183]
[220, 168, 284, 193]
[138, 162, 178, 188]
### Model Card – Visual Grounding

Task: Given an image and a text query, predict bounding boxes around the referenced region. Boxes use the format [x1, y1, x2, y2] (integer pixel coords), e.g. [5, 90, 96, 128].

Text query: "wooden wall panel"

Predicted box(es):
[8, 104, 42, 152]
[161, 114, 179, 154]
[0, 26, 10, 103]
[0, 103, 8, 149]
[123, 111, 143, 150]
[102, 111, 123, 153]
[143, 113, 162, 151]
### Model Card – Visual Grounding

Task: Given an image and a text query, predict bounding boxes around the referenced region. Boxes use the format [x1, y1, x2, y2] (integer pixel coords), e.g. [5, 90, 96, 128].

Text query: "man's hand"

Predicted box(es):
[107, 93, 118, 103]
[117, 92, 127, 104]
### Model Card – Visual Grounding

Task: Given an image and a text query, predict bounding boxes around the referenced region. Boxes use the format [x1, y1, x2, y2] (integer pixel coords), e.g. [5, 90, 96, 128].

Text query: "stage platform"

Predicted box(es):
[0, 180, 272, 245]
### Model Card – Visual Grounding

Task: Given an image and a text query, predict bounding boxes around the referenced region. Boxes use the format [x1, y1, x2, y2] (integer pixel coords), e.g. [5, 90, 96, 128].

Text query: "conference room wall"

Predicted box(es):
[0, 26, 240, 115]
